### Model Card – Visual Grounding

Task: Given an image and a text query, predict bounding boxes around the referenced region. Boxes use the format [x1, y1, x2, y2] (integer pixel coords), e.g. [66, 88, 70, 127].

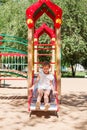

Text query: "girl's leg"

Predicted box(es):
[44, 90, 50, 111]
[37, 89, 44, 102]
[44, 90, 50, 104]
[36, 89, 43, 110]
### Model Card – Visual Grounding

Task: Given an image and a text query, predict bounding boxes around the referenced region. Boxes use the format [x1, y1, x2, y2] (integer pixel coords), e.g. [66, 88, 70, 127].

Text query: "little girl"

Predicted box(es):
[30, 61, 56, 111]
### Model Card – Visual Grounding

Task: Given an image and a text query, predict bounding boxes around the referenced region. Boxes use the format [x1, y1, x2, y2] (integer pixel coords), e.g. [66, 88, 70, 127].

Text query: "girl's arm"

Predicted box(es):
[29, 74, 40, 90]
[50, 80, 58, 94]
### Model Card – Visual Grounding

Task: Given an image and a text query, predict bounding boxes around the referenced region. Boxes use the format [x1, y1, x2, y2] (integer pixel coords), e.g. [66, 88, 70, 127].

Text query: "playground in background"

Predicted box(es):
[0, 34, 28, 84]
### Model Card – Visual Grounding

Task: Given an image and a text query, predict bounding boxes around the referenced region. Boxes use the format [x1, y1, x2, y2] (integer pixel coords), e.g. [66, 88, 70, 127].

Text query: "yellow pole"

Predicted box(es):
[28, 28, 34, 97]
[55, 28, 61, 101]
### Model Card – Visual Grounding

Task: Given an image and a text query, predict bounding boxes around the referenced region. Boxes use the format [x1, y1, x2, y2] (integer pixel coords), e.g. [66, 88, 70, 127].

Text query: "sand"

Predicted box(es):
[0, 78, 87, 130]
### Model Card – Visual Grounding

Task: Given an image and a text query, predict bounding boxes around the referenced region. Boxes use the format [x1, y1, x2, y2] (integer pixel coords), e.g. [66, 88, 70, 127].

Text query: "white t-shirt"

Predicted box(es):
[37, 71, 54, 90]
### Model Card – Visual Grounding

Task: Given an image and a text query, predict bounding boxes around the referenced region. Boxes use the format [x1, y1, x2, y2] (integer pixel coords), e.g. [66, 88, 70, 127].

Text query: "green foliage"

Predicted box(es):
[0, 0, 87, 76]
[62, 34, 86, 65]
[59, 0, 87, 76]
[0, 0, 8, 4]
[35, 13, 54, 29]
[0, 0, 29, 39]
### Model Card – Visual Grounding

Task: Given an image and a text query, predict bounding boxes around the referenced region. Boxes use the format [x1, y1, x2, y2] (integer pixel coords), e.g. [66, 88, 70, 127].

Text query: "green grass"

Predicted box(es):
[76, 71, 85, 77]
[62, 71, 85, 78]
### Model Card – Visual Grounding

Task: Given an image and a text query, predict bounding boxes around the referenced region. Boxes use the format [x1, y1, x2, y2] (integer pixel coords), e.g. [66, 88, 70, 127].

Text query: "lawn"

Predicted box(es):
[62, 71, 86, 78]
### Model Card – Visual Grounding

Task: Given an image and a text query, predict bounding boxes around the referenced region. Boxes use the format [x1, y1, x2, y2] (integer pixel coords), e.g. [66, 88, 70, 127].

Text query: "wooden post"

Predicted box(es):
[27, 28, 34, 97]
[55, 28, 61, 101]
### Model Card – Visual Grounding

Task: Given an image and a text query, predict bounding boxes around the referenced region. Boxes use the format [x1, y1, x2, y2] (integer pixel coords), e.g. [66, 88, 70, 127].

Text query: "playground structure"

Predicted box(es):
[0, 34, 28, 85]
[26, 0, 62, 116]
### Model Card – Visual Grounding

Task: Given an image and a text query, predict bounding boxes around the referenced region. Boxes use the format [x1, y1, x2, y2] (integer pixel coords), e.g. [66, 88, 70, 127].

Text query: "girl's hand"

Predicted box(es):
[29, 85, 34, 91]
[53, 90, 58, 95]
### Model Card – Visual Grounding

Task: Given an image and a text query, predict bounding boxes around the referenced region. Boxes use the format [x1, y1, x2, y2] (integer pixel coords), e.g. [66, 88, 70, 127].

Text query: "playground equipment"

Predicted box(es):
[26, 0, 62, 116]
[0, 34, 28, 85]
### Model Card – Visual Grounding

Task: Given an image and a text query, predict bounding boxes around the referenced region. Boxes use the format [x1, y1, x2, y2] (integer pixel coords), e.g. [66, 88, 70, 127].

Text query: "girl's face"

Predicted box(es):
[43, 65, 50, 74]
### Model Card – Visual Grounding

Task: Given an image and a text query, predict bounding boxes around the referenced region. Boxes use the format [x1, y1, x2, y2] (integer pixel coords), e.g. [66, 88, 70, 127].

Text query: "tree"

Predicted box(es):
[0, 0, 31, 39]
[62, 34, 86, 77]
[0, 0, 87, 75]
[0, 0, 8, 4]
[55, 0, 87, 77]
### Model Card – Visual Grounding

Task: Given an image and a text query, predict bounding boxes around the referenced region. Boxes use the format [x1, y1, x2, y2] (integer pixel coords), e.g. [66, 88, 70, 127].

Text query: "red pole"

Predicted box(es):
[0, 36, 3, 45]
[0, 36, 3, 85]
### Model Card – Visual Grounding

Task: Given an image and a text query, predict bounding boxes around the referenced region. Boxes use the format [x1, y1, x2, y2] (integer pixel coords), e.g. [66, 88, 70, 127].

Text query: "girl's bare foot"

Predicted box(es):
[44, 103, 50, 111]
[36, 101, 40, 110]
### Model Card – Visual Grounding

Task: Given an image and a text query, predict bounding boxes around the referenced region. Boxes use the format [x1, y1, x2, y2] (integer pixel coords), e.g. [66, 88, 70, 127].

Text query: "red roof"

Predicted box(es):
[34, 23, 55, 38]
[26, 0, 62, 28]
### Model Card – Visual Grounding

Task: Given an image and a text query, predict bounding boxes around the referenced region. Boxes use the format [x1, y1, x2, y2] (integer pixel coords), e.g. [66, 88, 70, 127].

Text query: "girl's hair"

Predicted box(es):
[42, 61, 50, 68]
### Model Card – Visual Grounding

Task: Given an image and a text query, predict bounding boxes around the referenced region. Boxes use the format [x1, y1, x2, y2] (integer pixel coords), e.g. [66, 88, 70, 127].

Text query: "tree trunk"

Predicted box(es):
[71, 65, 76, 77]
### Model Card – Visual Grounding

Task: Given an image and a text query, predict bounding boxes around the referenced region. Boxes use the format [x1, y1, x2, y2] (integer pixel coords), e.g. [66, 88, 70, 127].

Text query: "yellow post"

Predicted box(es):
[28, 28, 34, 97]
[55, 28, 61, 101]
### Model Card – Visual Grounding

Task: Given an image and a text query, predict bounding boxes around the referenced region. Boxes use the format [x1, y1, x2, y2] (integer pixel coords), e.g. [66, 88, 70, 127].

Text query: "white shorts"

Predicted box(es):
[38, 85, 51, 90]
